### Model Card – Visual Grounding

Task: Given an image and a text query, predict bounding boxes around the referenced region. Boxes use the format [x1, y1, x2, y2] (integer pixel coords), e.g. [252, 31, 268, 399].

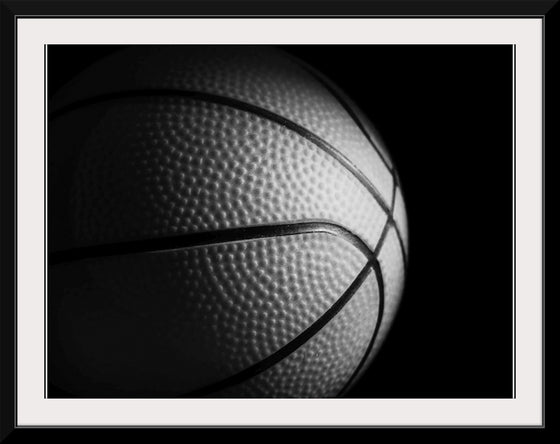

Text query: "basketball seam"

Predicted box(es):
[182, 260, 381, 398]
[50, 220, 375, 265]
[337, 174, 398, 397]
[373, 177, 397, 259]
[391, 188, 408, 268]
[336, 261, 386, 398]
[283, 51, 394, 173]
[180, 218, 386, 396]
[49, 89, 407, 263]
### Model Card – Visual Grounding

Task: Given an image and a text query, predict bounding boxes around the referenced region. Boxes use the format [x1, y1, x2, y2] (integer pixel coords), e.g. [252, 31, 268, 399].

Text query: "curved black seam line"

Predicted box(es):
[373, 178, 397, 259]
[336, 260, 385, 398]
[49, 89, 407, 262]
[366, 175, 406, 270]
[393, 220, 408, 269]
[336, 177, 396, 397]
[387, 174, 408, 268]
[50, 220, 375, 265]
[181, 260, 376, 398]
[284, 53, 394, 174]
[390, 175, 398, 213]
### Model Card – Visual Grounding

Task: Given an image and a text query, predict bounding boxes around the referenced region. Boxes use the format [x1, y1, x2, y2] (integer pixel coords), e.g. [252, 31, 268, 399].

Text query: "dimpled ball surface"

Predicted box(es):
[49, 46, 408, 398]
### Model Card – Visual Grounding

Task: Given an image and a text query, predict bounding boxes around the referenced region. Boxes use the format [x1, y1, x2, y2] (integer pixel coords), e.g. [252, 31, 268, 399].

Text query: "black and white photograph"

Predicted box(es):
[46, 44, 513, 399]
[0, 1, 548, 432]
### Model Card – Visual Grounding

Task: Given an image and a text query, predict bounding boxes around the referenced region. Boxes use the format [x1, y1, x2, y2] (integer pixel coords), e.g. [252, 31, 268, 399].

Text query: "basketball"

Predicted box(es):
[49, 46, 408, 397]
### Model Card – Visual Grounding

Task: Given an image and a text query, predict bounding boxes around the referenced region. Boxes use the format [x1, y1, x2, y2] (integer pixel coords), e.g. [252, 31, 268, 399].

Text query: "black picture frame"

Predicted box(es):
[0, 0, 552, 435]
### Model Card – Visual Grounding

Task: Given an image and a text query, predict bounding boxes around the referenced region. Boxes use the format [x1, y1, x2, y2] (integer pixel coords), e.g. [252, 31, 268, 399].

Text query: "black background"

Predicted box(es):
[48, 45, 513, 398]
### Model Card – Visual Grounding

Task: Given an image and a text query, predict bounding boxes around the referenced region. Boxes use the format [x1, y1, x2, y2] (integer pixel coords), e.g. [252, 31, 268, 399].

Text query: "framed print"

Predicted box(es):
[0, 0, 550, 433]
